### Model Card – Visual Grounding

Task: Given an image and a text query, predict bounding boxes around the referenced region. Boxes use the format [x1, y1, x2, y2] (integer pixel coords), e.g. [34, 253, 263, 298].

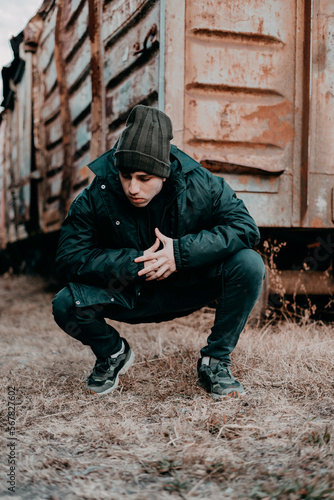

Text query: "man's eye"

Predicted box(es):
[141, 178, 151, 182]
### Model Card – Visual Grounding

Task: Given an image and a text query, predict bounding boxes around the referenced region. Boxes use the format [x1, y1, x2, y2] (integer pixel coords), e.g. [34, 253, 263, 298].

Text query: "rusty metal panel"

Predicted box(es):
[45, 170, 62, 199]
[2, 47, 34, 243]
[33, 4, 62, 232]
[63, 0, 85, 26]
[306, 0, 334, 228]
[103, 0, 160, 148]
[308, 173, 334, 228]
[0, 0, 160, 239]
[240, 174, 294, 227]
[164, 0, 186, 148]
[44, 199, 62, 229]
[39, 31, 55, 76]
[183, 0, 303, 227]
[41, 92, 61, 123]
[39, 2, 57, 45]
[106, 59, 160, 147]
[48, 144, 64, 171]
[102, 0, 148, 43]
[72, 150, 91, 188]
[45, 114, 63, 146]
[103, 3, 159, 85]
[75, 115, 91, 154]
[62, 0, 89, 61]
[2, 0, 333, 247]
[62, 0, 91, 196]
[69, 77, 92, 122]
[66, 36, 90, 89]
[2, 113, 13, 245]
[31, 0, 92, 232]
[0, 115, 6, 248]
[44, 56, 57, 96]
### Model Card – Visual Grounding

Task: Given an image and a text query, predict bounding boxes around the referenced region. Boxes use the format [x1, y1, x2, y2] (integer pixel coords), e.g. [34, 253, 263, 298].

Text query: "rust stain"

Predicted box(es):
[88, 0, 105, 163]
[88, 0, 97, 43]
[317, 20, 328, 73]
[90, 54, 100, 101]
[54, 0, 73, 220]
[260, 63, 274, 79]
[244, 100, 294, 148]
[258, 18, 264, 34]
[311, 217, 324, 228]
[318, 42, 327, 73]
[269, 177, 278, 188]
[239, 175, 249, 186]
[88, 0, 100, 101]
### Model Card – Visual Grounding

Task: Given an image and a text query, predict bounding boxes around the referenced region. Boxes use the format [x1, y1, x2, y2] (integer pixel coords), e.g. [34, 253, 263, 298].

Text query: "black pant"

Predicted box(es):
[52, 249, 265, 362]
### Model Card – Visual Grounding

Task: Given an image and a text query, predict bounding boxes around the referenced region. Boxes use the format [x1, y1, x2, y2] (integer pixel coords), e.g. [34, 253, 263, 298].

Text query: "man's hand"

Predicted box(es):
[134, 228, 177, 281]
[142, 237, 160, 271]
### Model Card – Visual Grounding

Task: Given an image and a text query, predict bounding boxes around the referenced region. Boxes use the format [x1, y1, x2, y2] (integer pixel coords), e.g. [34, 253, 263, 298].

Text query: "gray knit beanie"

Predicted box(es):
[114, 105, 173, 178]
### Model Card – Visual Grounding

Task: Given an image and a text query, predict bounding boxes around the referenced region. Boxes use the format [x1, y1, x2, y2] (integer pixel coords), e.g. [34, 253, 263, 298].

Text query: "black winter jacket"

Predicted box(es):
[55, 144, 260, 309]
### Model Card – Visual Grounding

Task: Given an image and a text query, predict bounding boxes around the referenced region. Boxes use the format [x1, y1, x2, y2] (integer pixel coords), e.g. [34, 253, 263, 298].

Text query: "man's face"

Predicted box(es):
[119, 171, 166, 207]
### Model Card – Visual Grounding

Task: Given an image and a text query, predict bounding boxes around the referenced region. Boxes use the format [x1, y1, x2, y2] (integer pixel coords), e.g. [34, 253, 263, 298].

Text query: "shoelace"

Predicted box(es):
[213, 361, 235, 378]
[93, 357, 117, 375]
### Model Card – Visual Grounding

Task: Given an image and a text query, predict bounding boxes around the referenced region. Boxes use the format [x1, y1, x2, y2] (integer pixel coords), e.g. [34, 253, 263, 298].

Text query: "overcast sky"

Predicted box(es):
[0, 0, 42, 108]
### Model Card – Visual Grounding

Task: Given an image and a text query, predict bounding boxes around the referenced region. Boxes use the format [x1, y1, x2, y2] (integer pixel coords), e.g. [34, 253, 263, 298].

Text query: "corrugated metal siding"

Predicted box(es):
[35, 0, 92, 230]
[307, 0, 334, 228]
[184, 0, 303, 227]
[2, 47, 35, 243]
[35, 3, 64, 231]
[32, 0, 161, 232]
[0, 115, 6, 248]
[102, 0, 160, 148]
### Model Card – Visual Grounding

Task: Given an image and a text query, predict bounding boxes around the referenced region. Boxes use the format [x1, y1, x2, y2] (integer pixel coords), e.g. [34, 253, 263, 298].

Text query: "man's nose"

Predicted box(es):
[129, 179, 140, 194]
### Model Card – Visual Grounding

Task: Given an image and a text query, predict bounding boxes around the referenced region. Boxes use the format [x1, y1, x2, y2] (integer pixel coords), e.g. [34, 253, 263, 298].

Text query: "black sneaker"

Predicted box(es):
[197, 358, 245, 398]
[87, 338, 135, 396]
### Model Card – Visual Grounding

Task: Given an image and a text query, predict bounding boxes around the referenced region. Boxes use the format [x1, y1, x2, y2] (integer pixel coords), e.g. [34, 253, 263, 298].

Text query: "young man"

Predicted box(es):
[52, 105, 265, 398]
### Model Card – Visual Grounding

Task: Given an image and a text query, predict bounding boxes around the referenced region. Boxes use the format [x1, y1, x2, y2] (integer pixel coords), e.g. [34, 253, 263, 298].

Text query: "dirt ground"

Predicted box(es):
[0, 275, 333, 500]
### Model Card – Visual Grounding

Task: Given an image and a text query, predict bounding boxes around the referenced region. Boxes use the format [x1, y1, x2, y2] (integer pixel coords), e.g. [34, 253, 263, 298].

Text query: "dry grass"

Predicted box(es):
[0, 275, 333, 500]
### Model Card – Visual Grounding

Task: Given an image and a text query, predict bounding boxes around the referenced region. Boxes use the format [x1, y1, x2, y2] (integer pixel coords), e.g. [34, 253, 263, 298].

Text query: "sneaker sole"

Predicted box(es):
[197, 380, 246, 399]
[211, 389, 246, 399]
[89, 349, 135, 396]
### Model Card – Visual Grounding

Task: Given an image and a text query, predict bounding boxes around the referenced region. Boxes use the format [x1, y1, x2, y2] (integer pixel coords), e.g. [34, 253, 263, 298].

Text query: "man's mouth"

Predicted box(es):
[129, 197, 146, 203]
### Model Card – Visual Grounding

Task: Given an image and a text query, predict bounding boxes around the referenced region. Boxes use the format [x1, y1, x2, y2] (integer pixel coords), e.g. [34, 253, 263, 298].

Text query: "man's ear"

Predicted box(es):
[162, 178, 166, 182]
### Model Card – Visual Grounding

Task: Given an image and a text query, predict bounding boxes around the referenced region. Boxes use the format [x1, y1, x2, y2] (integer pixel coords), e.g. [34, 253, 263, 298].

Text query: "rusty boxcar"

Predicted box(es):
[0, 0, 333, 312]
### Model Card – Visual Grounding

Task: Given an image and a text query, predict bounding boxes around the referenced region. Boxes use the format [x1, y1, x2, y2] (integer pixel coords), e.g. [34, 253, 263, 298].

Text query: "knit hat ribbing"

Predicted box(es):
[114, 105, 173, 178]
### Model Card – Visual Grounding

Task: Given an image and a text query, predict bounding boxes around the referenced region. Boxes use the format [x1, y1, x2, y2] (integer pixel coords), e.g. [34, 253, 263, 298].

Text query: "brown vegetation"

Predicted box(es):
[0, 275, 333, 499]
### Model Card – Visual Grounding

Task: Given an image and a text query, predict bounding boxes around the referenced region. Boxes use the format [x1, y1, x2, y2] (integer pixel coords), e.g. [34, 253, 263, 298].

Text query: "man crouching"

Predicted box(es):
[52, 105, 265, 398]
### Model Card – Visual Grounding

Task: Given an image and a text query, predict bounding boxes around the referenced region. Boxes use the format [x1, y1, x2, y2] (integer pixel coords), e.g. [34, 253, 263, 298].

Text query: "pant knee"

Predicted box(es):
[225, 249, 265, 285]
[52, 287, 77, 332]
[245, 249, 266, 282]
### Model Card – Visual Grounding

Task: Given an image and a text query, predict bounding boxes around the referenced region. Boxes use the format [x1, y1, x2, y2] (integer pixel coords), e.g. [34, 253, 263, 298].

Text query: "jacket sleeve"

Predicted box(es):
[55, 191, 143, 288]
[173, 174, 260, 270]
